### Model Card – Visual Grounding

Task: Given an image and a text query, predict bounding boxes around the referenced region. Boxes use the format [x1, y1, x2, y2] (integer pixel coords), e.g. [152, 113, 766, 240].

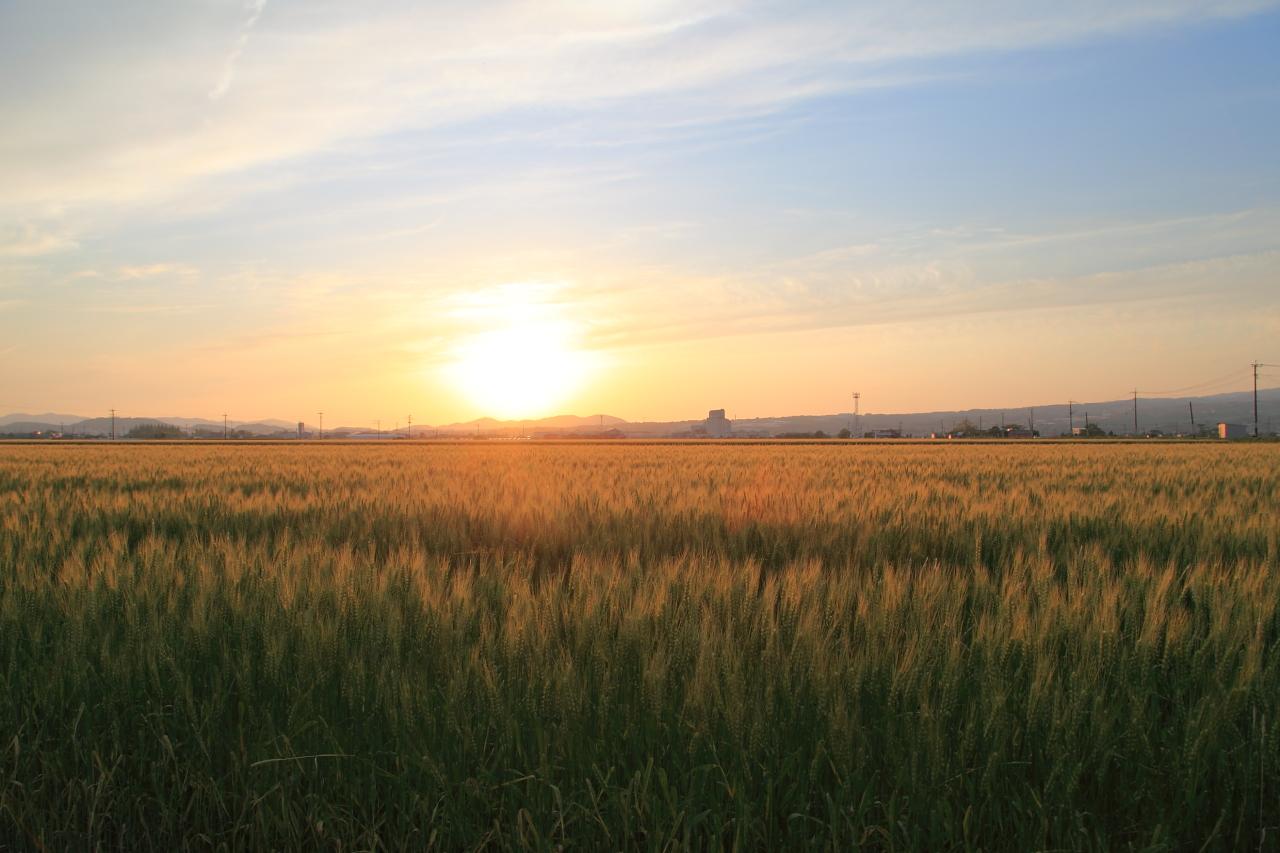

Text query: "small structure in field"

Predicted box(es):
[704, 409, 732, 437]
[1218, 422, 1248, 440]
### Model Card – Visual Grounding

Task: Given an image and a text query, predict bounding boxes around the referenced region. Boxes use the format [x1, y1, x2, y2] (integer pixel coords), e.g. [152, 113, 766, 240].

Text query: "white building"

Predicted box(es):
[1218, 422, 1248, 440]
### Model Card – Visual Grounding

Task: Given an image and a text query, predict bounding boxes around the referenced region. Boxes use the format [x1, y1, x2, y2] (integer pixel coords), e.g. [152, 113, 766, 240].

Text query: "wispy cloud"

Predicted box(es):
[86, 303, 211, 316]
[210, 0, 268, 101]
[356, 219, 441, 243]
[0, 224, 77, 257]
[3, 1, 1272, 211]
[564, 207, 1280, 350]
[114, 263, 199, 281]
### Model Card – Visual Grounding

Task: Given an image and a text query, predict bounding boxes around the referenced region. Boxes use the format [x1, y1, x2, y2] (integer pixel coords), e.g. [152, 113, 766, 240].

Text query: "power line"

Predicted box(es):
[1136, 368, 1250, 398]
[1124, 361, 1279, 438]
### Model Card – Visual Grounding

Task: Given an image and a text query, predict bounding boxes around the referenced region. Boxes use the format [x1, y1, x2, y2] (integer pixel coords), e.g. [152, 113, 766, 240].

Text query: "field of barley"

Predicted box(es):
[2, 442, 1279, 850]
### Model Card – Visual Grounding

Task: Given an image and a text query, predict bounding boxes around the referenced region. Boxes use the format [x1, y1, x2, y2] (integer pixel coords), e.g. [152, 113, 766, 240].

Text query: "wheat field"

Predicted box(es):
[1, 442, 1278, 850]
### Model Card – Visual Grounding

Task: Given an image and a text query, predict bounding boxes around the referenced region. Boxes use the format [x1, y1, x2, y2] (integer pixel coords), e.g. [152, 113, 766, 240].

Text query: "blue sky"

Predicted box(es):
[1, 1, 1278, 423]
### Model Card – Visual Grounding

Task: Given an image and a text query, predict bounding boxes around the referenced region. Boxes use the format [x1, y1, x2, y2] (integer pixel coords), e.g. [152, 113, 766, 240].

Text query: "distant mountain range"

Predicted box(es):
[0, 413, 86, 427]
[0, 414, 300, 437]
[718, 388, 1280, 438]
[3, 388, 1277, 438]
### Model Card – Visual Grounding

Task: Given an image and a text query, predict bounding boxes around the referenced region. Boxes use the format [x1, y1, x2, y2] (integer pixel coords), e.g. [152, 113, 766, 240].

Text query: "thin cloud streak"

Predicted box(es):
[0, 224, 78, 258]
[85, 303, 213, 316]
[210, 0, 268, 100]
[114, 263, 200, 281]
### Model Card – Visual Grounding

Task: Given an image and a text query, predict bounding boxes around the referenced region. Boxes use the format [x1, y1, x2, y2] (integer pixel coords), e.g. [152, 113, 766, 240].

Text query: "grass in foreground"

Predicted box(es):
[1, 443, 1279, 850]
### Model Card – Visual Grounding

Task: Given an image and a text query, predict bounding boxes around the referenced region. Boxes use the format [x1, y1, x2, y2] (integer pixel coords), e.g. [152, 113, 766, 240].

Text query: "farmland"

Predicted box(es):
[2, 442, 1279, 850]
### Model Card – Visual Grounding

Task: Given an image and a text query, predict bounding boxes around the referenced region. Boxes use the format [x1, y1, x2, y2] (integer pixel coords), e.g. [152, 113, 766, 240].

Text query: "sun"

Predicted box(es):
[445, 316, 592, 420]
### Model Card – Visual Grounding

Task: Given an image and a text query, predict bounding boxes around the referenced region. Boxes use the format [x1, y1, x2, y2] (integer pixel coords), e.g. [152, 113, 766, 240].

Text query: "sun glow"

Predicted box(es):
[443, 285, 594, 420]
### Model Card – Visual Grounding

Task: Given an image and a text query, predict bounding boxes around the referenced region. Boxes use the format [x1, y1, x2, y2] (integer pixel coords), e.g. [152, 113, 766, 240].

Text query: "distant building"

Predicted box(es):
[704, 409, 732, 437]
[1218, 422, 1248, 440]
[868, 428, 902, 439]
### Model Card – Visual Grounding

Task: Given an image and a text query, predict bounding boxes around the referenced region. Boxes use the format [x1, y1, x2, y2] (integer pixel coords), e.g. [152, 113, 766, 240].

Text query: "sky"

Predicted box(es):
[2, 0, 1279, 425]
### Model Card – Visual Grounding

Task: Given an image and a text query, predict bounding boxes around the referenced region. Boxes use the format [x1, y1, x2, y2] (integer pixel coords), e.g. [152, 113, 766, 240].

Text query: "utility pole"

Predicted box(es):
[1068, 401, 1078, 436]
[1030, 407, 1035, 437]
[1254, 362, 1280, 438]
[1188, 401, 1195, 435]
[110, 408, 116, 441]
[1132, 390, 1138, 436]
[223, 413, 228, 440]
[1254, 361, 1260, 438]
[376, 419, 381, 438]
[408, 414, 412, 440]
[318, 412, 323, 440]
[852, 392, 860, 438]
